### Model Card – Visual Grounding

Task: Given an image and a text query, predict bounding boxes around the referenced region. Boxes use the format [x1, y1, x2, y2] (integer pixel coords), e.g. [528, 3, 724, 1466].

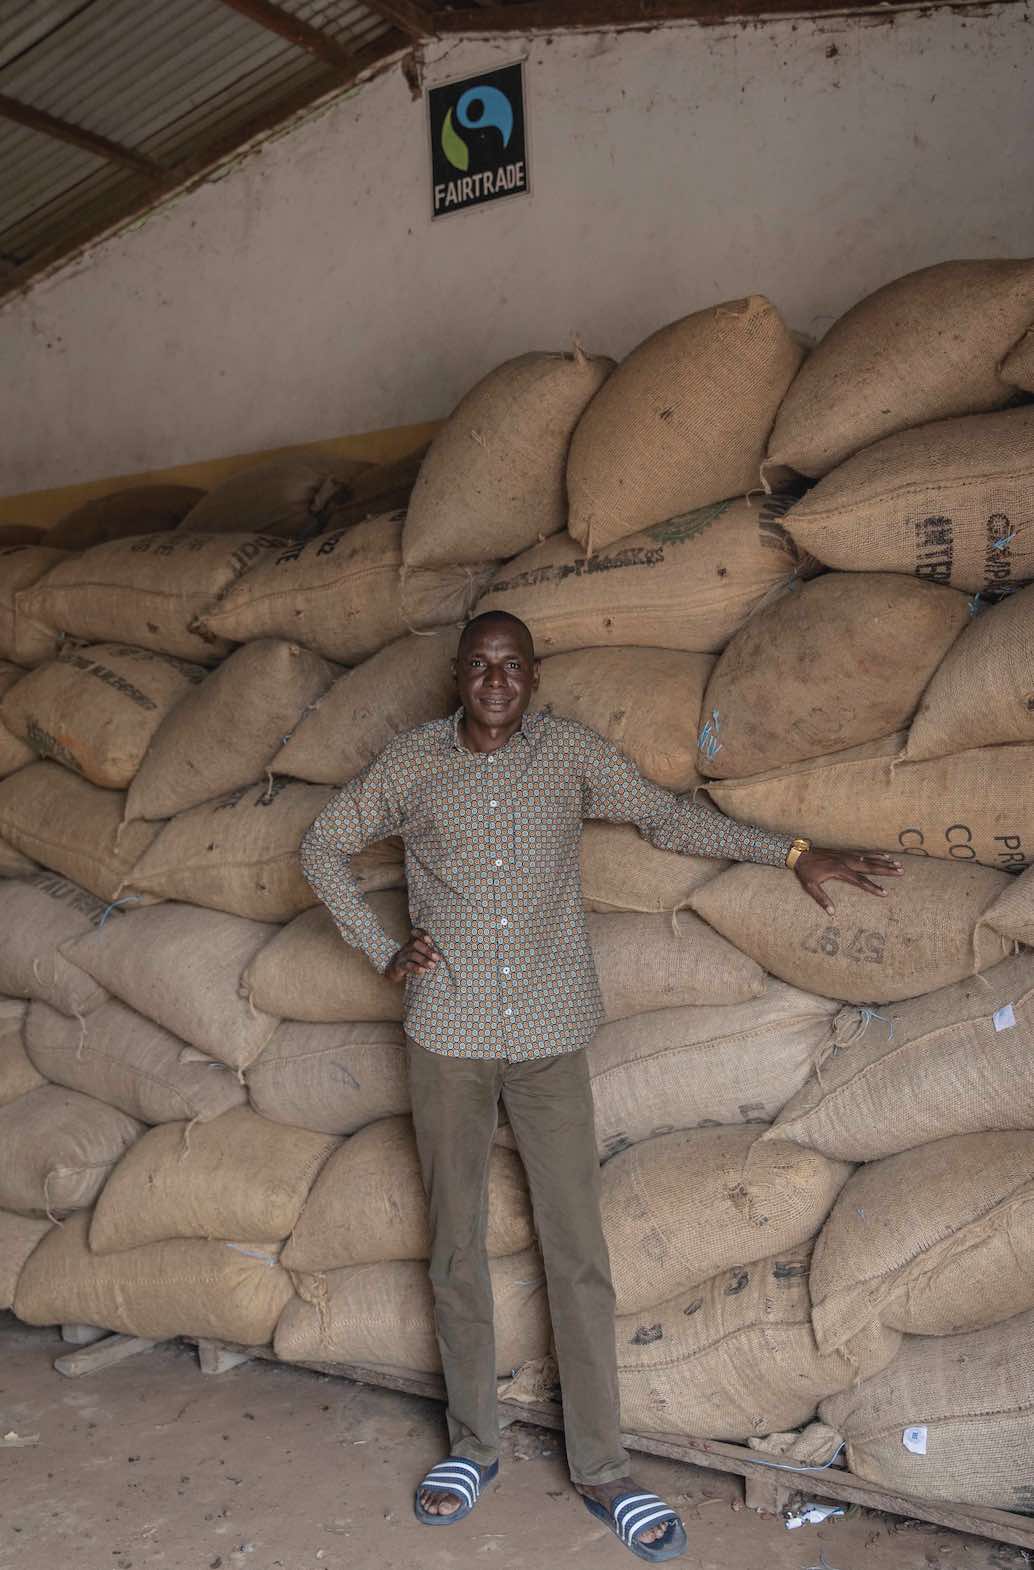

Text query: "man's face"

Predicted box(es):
[454, 623, 540, 731]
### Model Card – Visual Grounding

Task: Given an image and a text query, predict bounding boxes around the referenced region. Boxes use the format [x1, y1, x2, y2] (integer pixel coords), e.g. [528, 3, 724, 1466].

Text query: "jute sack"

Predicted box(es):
[1001, 326, 1034, 392]
[567, 297, 803, 551]
[599, 1126, 849, 1314]
[0, 998, 42, 1105]
[0, 525, 43, 547]
[479, 494, 809, 657]
[905, 583, 1034, 761]
[90, 1107, 339, 1253]
[0, 1211, 51, 1310]
[691, 858, 1013, 1005]
[708, 733, 1034, 871]
[767, 953, 1034, 1161]
[124, 639, 336, 822]
[818, 1308, 1034, 1508]
[246, 1020, 406, 1135]
[15, 1212, 293, 1345]
[698, 575, 970, 778]
[767, 259, 1034, 478]
[617, 1245, 900, 1442]
[588, 983, 839, 1160]
[177, 457, 370, 538]
[62, 903, 282, 1071]
[404, 349, 615, 568]
[783, 405, 1034, 590]
[0, 762, 160, 901]
[0, 545, 70, 665]
[580, 821, 726, 914]
[0, 661, 34, 777]
[0, 1085, 142, 1216]
[983, 863, 1034, 948]
[270, 631, 457, 785]
[282, 1114, 534, 1272]
[17, 531, 282, 663]
[193, 514, 496, 665]
[125, 779, 360, 923]
[811, 1131, 1034, 1353]
[241, 890, 410, 1022]
[589, 910, 764, 1021]
[24, 999, 246, 1125]
[535, 648, 713, 791]
[276, 1248, 550, 1376]
[0, 873, 115, 1015]
[0, 643, 207, 788]
[48, 485, 205, 550]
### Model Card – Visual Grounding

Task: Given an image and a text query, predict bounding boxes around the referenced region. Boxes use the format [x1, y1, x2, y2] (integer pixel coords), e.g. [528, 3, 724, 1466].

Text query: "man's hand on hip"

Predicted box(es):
[385, 928, 441, 984]
[794, 848, 904, 916]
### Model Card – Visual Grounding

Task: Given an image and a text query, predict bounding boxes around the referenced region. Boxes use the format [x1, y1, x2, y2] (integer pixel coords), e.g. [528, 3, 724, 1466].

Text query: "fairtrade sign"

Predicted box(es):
[428, 62, 529, 219]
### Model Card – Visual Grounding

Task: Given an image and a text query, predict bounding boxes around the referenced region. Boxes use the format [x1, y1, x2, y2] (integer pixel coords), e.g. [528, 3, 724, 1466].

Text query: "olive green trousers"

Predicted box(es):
[407, 1038, 629, 1486]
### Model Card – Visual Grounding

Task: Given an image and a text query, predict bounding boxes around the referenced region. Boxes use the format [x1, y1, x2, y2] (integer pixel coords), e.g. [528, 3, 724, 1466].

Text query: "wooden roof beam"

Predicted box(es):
[434, 0, 928, 30]
[0, 93, 166, 180]
[214, 0, 425, 66]
[357, 1, 437, 37]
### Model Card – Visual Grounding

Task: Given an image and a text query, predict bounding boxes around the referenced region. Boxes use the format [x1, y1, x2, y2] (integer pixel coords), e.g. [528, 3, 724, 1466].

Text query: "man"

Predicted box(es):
[300, 610, 900, 1563]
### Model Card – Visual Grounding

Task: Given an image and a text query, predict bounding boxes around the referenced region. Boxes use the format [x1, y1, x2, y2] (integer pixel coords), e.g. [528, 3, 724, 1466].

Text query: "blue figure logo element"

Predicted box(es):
[441, 83, 514, 172]
[457, 85, 513, 147]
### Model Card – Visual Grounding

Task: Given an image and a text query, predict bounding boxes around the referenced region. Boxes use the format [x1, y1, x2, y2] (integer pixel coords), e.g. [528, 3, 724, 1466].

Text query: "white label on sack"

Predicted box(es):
[902, 1426, 928, 1456]
[993, 1004, 1016, 1032]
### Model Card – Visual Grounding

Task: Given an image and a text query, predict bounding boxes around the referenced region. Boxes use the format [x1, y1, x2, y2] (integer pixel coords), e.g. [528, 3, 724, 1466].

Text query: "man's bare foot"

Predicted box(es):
[418, 1485, 463, 1517]
[578, 1477, 677, 1548]
[415, 1457, 496, 1521]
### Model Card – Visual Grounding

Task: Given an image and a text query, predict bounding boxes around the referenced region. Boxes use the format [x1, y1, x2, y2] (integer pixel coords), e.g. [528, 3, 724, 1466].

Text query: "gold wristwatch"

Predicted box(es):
[785, 836, 811, 870]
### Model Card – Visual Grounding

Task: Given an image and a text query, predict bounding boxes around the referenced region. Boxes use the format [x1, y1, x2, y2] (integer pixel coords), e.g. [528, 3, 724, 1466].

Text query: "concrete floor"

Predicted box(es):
[0, 1312, 1028, 1570]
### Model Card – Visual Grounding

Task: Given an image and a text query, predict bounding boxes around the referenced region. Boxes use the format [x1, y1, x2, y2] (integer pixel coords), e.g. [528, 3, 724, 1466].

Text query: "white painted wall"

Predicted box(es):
[3, 5, 1033, 496]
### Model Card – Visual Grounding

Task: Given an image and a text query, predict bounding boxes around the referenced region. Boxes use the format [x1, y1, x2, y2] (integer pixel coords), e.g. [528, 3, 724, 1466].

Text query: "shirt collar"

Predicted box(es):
[446, 705, 548, 753]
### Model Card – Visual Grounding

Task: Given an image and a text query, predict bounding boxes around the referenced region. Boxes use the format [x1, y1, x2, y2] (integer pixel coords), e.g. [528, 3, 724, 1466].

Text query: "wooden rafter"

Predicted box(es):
[433, 0, 946, 30]
[0, 93, 166, 181]
[213, 0, 389, 72]
[358, 0, 437, 37]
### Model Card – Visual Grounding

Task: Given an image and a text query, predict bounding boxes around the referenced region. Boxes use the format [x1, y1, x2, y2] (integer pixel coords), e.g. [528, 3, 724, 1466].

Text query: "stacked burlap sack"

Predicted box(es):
[3, 261, 1034, 1514]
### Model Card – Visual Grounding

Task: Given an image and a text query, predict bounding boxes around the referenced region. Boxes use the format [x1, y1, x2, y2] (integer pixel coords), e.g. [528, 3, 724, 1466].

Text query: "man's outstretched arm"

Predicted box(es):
[581, 732, 901, 909]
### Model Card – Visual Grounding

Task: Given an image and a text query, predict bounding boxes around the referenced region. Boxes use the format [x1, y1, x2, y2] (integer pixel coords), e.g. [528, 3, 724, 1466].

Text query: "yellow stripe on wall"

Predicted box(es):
[0, 420, 442, 529]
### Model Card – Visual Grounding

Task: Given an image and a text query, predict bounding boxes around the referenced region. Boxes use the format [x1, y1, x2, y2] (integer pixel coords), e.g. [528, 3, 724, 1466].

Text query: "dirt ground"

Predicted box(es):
[1, 1312, 1029, 1570]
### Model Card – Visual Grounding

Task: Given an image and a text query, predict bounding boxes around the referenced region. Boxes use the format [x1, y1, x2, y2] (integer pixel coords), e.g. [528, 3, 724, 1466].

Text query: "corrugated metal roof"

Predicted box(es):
[0, 0, 404, 283]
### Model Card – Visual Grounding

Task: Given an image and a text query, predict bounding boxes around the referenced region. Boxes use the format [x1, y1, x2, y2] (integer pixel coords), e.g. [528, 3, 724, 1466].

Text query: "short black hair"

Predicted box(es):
[457, 610, 536, 661]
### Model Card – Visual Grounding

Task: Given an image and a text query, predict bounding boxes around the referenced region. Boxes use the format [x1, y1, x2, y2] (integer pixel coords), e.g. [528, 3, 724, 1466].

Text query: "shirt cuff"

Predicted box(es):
[355, 924, 403, 975]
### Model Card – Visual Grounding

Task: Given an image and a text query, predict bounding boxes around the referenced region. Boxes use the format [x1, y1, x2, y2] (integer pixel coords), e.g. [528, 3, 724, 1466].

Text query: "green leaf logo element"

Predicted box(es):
[441, 107, 469, 172]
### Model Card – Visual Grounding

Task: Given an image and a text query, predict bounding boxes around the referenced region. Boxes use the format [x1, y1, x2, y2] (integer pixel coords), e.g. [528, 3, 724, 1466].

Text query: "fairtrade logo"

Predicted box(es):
[441, 85, 514, 172]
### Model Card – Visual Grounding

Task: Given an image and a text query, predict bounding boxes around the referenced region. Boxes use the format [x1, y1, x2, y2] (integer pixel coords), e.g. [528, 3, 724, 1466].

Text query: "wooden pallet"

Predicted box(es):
[50, 1327, 1034, 1553]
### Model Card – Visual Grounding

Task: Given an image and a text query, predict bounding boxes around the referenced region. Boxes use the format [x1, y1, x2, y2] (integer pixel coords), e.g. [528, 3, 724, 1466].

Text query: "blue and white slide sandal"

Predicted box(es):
[413, 1456, 499, 1526]
[583, 1489, 688, 1561]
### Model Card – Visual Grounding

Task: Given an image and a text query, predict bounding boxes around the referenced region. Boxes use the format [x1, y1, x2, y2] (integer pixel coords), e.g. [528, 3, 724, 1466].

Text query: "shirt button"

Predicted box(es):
[502, 966, 511, 975]
[494, 858, 503, 867]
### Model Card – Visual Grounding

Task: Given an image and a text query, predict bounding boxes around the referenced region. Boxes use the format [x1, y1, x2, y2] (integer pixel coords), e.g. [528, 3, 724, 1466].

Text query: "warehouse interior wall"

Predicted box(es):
[1, 3, 1032, 519]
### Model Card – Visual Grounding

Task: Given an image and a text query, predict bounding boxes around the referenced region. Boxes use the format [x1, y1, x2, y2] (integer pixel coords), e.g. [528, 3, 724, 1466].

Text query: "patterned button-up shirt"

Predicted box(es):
[299, 707, 793, 1062]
